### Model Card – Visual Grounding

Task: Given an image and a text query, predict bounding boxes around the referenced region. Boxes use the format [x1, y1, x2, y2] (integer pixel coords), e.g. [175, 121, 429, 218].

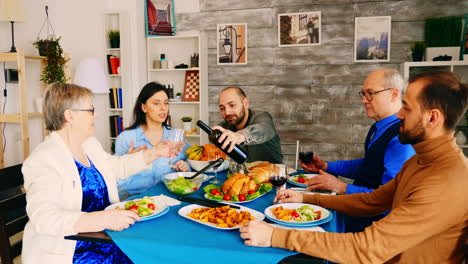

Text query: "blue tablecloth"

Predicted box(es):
[106, 172, 343, 264]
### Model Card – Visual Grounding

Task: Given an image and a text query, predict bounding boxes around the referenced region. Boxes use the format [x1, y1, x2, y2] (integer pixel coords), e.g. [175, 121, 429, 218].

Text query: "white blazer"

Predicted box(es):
[21, 132, 151, 264]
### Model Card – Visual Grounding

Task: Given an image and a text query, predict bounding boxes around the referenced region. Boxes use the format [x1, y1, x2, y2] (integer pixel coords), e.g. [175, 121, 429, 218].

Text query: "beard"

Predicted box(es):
[225, 107, 246, 126]
[398, 120, 426, 145]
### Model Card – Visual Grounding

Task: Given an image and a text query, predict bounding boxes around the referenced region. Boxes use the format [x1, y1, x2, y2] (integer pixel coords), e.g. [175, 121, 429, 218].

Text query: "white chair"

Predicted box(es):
[280, 140, 300, 169]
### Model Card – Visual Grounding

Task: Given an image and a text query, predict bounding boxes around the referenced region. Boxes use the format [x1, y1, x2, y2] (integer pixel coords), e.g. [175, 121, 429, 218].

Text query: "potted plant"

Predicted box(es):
[108, 30, 120, 49]
[33, 36, 68, 84]
[410, 41, 426, 61]
[176, 92, 182, 101]
[181, 117, 192, 133]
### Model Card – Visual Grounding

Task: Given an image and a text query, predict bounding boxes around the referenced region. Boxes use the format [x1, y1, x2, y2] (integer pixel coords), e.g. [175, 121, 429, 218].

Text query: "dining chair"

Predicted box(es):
[0, 164, 27, 264]
[280, 140, 300, 169]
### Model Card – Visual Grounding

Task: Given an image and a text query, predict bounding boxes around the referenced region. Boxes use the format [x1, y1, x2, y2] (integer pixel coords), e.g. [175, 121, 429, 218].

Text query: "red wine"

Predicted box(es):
[196, 120, 248, 164]
[299, 151, 314, 163]
[270, 176, 287, 187]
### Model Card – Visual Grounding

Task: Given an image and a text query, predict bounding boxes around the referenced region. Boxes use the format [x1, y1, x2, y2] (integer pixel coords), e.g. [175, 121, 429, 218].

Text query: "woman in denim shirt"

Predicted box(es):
[115, 82, 191, 200]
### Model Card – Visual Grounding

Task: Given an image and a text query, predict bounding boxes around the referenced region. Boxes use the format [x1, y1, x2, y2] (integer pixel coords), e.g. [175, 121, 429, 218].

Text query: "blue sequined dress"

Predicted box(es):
[73, 159, 133, 264]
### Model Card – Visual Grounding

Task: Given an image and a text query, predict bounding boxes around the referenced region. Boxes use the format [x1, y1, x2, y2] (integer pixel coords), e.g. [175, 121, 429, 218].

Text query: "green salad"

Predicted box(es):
[203, 183, 273, 202]
[123, 196, 156, 217]
[165, 176, 198, 195]
[294, 205, 322, 221]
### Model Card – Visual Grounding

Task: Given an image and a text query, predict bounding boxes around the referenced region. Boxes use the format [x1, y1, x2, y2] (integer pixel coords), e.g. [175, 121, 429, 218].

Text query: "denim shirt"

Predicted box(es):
[327, 114, 415, 194]
[115, 126, 191, 198]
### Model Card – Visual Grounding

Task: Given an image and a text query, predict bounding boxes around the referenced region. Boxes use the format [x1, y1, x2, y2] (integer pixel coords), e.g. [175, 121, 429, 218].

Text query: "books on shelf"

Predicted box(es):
[108, 88, 123, 108]
[109, 115, 124, 138]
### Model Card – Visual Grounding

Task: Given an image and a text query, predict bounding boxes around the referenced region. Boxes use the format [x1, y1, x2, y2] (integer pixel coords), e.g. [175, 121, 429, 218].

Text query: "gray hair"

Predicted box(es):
[382, 68, 407, 97]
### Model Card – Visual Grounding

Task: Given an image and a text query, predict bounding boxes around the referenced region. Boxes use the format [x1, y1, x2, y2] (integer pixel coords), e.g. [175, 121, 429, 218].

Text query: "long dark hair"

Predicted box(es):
[126, 82, 170, 131]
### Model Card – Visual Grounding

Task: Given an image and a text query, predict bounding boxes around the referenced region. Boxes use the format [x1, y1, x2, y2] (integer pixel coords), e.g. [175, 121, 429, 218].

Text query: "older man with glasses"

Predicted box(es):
[301, 68, 416, 232]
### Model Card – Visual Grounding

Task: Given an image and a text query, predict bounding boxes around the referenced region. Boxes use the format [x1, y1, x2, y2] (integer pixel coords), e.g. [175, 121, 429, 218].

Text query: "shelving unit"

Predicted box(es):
[0, 49, 46, 167]
[104, 12, 126, 153]
[146, 33, 208, 146]
[401, 61, 468, 154]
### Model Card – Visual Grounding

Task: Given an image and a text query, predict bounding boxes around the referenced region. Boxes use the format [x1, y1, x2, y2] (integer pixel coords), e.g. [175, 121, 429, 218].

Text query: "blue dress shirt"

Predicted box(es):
[115, 126, 191, 198]
[327, 114, 415, 194]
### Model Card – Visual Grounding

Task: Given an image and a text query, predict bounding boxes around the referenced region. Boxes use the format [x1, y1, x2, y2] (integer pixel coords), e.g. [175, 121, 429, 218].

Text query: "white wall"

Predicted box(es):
[0, 0, 107, 166]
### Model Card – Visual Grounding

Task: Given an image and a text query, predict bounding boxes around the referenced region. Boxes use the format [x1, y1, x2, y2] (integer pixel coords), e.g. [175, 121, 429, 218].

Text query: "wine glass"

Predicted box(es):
[208, 149, 222, 184]
[167, 128, 185, 167]
[270, 164, 287, 197]
[299, 145, 314, 164]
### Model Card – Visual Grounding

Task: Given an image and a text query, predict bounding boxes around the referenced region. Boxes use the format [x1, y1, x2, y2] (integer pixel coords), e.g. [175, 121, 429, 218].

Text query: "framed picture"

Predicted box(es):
[354, 16, 391, 62]
[460, 15, 468, 60]
[183, 70, 200, 101]
[145, 0, 176, 37]
[217, 23, 248, 65]
[278, 11, 321, 47]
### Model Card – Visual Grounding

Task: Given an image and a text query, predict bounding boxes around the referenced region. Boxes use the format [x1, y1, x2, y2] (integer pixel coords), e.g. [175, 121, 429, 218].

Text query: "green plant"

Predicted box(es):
[108, 30, 120, 48]
[411, 41, 426, 54]
[181, 117, 192, 122]
[425, 16, 463, 47]
[33, 37, 68, 84]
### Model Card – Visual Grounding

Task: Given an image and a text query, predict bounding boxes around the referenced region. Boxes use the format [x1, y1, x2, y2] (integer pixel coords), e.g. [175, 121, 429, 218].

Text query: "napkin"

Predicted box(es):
[154, 194, 181, 206]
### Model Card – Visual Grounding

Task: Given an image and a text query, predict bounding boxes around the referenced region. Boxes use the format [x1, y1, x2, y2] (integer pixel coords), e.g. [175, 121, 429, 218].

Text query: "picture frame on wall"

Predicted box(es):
[145, 0, 176, 37]
[460, 15, 468, 60]
[217, 23, 248, 65]
[278, 11, 321, 47]
[354, 16, 391, 62]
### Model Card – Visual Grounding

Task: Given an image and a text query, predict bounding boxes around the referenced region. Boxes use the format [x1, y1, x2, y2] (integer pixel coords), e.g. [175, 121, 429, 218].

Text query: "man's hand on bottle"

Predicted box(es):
[300, 154, 328, 173]
[211, 126, 246, 152]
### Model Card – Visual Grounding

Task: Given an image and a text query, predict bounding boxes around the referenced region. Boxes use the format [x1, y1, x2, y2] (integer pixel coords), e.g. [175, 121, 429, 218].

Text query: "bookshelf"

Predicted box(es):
[146, 32, 209, 146]
[104, 12, 125, 153]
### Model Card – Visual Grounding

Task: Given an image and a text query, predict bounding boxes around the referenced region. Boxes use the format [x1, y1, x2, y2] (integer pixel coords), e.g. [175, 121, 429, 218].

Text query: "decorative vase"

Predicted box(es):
[455, 130, 467, 145]
[183, 122, 192, 133]
[110, 39, 120, 49]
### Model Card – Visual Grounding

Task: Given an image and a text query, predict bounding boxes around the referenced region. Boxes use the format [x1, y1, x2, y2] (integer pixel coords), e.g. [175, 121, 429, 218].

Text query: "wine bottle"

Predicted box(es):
[196, 120, 248, 164]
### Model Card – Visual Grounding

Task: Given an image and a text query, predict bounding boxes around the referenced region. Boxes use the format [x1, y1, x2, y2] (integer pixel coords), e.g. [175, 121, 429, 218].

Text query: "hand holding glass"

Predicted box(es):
[167, 128, 184, 167]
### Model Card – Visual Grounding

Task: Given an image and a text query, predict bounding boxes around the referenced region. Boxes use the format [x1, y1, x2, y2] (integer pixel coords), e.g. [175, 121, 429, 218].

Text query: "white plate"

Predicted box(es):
[178, 204, 264, 230]
[105, 196, 169, 222]
[287, 173, 318, 187]
[264, 203, 331, 226]
[271, 223, 324, 232]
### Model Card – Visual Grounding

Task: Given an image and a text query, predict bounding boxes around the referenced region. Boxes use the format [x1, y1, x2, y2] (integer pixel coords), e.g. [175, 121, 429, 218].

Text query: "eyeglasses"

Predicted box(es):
[70, 107, 95, 114]
[358, 88, 393, 101]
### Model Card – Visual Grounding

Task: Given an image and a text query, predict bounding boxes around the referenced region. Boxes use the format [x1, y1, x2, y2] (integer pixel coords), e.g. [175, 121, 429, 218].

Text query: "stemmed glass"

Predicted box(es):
[208, 149, 222, 184]
[166, 128, 185, 167]
[299, 145, 314, 165]
[269, 164, 287, 197]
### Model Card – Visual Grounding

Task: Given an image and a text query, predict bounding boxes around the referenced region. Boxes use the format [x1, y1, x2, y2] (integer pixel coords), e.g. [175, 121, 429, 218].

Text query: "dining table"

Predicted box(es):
[65, 170, 345, 264]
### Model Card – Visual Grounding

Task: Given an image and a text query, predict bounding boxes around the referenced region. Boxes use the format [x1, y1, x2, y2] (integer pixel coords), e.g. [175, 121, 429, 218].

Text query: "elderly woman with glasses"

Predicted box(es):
[21, 83, 178, 264]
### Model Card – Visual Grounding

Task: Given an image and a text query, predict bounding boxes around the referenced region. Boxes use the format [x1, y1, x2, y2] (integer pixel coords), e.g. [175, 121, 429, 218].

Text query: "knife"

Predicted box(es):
[290, 187, 335, 194]
[177, 195, 241, 209]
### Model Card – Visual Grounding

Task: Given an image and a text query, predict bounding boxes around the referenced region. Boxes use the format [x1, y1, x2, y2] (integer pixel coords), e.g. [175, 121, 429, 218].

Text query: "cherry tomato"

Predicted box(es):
[298, 177, 305, 183]
[129, 205, 139, 215]
[316, 210, 322, 220]
[239, 194, 246, 201]
[193, 187, 198, 191]
[210, 189, 221, 196]
[147, 203, 155, 210]
[247, 190, 256, 195]
[291, 210, 300, 218]
[223, 194, 232, 201]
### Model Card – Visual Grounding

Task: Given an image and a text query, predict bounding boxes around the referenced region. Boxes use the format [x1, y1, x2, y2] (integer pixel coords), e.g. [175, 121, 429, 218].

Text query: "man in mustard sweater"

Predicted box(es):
[240, 70, 468, 263]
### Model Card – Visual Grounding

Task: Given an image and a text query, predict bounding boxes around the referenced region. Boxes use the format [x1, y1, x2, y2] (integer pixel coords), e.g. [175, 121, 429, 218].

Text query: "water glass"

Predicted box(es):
[208, 149, 221, 184]
[167, 128, 184, 167]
